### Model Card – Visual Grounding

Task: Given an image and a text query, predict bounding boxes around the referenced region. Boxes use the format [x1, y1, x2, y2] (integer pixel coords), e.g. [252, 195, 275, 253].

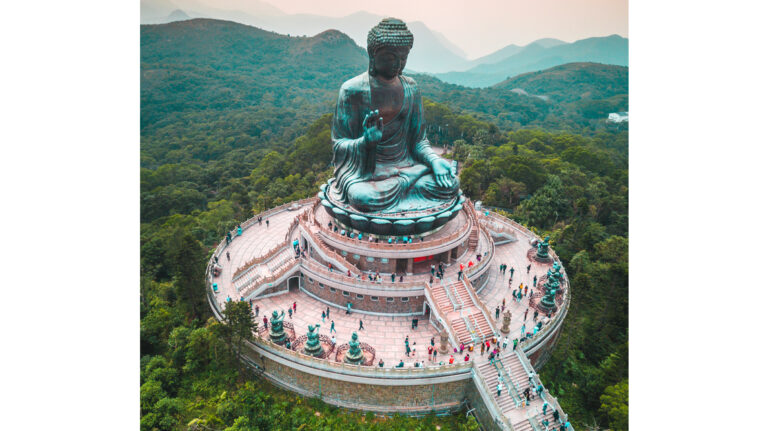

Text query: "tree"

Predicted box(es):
[168, 229, 207, 320]
[599, 379, 628, 431]
[222, 301, 257, 373]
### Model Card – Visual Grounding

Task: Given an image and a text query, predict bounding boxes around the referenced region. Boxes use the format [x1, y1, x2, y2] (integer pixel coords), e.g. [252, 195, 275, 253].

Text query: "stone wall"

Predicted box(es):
[465, 378, 503, 431]
[241, 345, 472, 415]
[526, 323, 564, 370]
[302, 276, 425, 314]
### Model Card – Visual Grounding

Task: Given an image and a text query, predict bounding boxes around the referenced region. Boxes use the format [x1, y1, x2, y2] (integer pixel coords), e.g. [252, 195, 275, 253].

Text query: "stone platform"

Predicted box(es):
[206, 198, 572, 429]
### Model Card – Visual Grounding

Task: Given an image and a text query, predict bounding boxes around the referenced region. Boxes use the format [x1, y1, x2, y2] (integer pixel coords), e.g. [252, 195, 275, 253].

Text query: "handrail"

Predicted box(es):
[298, 218, 362, 278]
[241, 258, 301, 298]
[438, 276, 459, 311]
[300, 257, 425, 291]
[460, 274, 496, 342]
[423, 285, 461, 347]
[451, 279, 465, 309]
[470, 365, 514, 431]
[493, 359, 522, 408]
[462, 315, 479, 344]
[515, 349, 574, 431]
[206, 279, 476, 377]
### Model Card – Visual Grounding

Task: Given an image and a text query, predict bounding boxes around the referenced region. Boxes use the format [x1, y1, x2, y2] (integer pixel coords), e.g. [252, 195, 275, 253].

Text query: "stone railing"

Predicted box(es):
[240, 258, 301, 298]
[300, 258, 425, 292]
[298, 217, 362, 278]
[206, 282, 475, 378]
[471, 365, 514, 431]
[240, 197, 317, 231]
[232, 239, 291, 281]
[423, 285, 460, 347]
[466, 228, 495, 281]
[515, 349, 574, 431]
[518, 275, 571, 357]
[461, 274, 496, 342]
[479, 212, 518, 240]
[313, 206, 473, 252]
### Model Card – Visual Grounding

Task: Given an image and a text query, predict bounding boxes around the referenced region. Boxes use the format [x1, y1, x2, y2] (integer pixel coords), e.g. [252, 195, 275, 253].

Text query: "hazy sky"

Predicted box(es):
[256, 0, 627, 58]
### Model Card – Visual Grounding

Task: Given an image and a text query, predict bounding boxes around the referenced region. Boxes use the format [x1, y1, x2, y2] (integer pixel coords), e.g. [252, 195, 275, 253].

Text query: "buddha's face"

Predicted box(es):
[372, 46, 409, 79]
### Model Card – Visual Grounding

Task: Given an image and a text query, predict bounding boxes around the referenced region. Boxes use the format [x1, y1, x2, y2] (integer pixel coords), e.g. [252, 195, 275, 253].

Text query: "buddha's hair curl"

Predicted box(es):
[367, 18, 413, 75]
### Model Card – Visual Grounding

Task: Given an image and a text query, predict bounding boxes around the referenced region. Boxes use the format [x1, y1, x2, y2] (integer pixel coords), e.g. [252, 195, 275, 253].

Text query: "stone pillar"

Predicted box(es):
[500, 310, 511, 334]
[406, 258, 414, 274]
[438, 330, 449, 354]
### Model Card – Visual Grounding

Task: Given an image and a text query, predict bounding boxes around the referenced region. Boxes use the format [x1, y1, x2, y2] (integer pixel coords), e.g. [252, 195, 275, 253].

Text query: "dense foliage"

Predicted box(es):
[141, 18, 628, 431]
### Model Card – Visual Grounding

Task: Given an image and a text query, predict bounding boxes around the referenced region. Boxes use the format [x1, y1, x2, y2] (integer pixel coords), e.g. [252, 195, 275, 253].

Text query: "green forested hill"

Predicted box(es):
[140, 18, 628, 431]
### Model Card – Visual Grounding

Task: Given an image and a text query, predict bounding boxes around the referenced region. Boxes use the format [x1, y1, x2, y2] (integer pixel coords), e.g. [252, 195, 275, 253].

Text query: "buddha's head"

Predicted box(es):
[367, 18, 413, 79]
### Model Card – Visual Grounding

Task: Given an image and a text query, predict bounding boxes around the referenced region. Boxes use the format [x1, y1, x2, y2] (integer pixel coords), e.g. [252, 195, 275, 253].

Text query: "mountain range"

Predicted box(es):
[140, 0, 627, 85]
[142, 18, 628, 139]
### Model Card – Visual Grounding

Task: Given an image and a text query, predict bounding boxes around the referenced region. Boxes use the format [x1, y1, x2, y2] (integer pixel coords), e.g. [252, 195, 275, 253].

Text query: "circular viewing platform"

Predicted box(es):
[205, 197, 572, 426]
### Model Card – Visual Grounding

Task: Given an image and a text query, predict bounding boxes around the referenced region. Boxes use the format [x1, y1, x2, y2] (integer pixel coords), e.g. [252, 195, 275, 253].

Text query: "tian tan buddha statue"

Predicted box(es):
[320, 18, 464, 236]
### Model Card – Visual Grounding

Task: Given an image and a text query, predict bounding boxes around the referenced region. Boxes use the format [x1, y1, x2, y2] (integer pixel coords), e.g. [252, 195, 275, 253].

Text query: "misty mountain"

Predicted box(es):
[140, 0, 470, 73]
[434, 35, 628, 88]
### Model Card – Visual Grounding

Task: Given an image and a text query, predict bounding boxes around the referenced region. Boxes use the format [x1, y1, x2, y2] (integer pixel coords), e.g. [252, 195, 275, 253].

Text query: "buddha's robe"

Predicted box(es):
[331, 73, 458, 213]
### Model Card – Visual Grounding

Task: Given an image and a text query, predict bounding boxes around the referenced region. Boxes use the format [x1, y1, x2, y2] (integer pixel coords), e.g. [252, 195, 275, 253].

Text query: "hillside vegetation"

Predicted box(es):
[140, 18, 629, 431]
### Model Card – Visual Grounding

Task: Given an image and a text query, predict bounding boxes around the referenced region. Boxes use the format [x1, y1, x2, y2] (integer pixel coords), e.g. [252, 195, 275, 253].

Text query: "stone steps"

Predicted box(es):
[477, 360, 517, 414]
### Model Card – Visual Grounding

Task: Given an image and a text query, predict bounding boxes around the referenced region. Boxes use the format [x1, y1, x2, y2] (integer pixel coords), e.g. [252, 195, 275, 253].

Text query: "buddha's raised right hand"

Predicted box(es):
[363, 109, 384, 148]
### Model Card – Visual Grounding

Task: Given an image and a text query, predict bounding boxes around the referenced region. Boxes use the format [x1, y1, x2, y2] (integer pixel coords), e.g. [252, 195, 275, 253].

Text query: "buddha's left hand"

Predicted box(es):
[431, 158, 455, 189]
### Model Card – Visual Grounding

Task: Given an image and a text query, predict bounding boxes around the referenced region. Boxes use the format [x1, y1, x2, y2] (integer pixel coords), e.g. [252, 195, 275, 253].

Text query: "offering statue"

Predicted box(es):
[328, 18, 459, 215]
[303, 324, 323, 357]
[345, 332, 364, 364]
[269, 310, 287, 344]
[536, 236, 551, 259]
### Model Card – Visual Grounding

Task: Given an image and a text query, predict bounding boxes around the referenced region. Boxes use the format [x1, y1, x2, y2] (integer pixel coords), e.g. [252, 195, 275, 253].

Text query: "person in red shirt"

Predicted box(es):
[464, 354, 470, 361]
[449, 355, 455, 364]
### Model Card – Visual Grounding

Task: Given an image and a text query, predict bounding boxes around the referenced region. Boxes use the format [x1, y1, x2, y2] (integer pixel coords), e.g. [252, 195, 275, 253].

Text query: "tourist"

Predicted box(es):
[285, 340, 291, 349]
[226, 251, 230, 261]
[287, 308, 293, 319]
[330, 320, 336, 333]
[457, 270, 463, 281]
[508, 278, 513, 288]
[463, 353, 469, 362]
[326, 306, 330, 318]
[533, 275, 537, 287]
[431, 264, 436, 276]
[503, 337, 508, 349]
[293, 302, 297, 313]
[321, 311, 325, 323]
[429, 276, 433, 284]
[226, 296, 231, 302]
[497, 382, 502, 397]
[524, 285, 528, 296]
[502, 298, 506, 308]
[406, 344, 411, 356]
[428, 345, 433, 357]
[328, 263, 333, 272]
[263, 316, 268, 328]
[414, 361, 420, 368]
[499, 264, 504, 273]
[378, 359, 384, 367]
[359, 319, 364, 330]
[533, 310, 539, 321]
[396, 360, 404, 368]
[542, 401, 549, 415]
[553, 409, 560, 423]
[346, 302, 352, 314]
[537, 384, 544, 398]
[542, 419, 549, 430]
[331, 335, 336, 347]
[459, 343, 464, 353]
[449, 355, 454, 364]
[521, 324, 526, 338]
[265, 219, 269, 227]
[526, 264, 531, 273]
[399, 275, 404, 282]
[433, 349, 438, 361]
[391, 273, 396, 282]
[411, 318, 418, 329]
[480, 342, 485, 355]
[347, 269, 351, 277]
[430, 337, 435, 347]
[524, 308, 528, 321]
[495, 306, 500, 320]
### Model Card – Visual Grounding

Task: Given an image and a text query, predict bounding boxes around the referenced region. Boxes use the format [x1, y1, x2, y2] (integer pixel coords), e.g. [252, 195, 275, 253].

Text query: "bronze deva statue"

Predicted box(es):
[303, 324, 323, 357]
[326, 18, 460, 220]
[269, 310, 287, 344]
[536, 236, 551, 259]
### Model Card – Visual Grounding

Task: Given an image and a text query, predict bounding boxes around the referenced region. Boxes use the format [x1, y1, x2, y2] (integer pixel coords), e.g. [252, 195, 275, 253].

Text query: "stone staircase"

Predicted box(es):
[266, 247, 295, 273]
[468, 226, 479, 249]
[511, 410, 558, 431]
[430, 281, 455, 312]
[476, 360, 517, 414]
[450, 319, 473, 345]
